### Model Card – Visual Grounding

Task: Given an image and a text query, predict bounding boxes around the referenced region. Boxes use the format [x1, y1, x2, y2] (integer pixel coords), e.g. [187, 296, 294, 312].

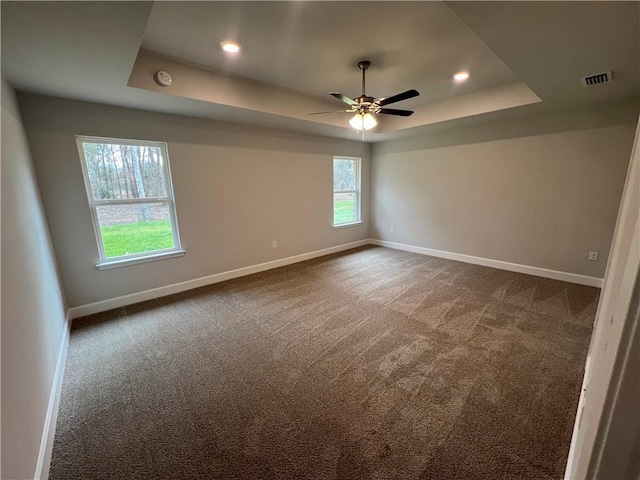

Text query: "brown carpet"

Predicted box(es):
[49, 246, 598, 480]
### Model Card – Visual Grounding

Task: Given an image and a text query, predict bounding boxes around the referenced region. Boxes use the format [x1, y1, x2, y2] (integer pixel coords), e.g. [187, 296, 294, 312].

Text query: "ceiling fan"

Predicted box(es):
[309, 60, 419, 131]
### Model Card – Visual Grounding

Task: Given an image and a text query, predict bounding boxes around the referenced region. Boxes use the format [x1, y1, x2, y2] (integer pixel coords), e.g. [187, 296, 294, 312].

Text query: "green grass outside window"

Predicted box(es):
[101, 220, 174, 258]
[102, 200, 356, 259]
[334, 199, 357, 225]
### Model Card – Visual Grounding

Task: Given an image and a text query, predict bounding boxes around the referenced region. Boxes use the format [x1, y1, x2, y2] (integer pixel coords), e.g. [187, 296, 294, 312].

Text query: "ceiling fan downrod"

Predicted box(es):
[358, 60, 370, 97]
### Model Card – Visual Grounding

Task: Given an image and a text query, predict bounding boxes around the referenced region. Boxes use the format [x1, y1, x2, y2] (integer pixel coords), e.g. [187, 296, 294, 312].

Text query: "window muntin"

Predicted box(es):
[333, 156, 361, 226]
[77, 136, 182, 266]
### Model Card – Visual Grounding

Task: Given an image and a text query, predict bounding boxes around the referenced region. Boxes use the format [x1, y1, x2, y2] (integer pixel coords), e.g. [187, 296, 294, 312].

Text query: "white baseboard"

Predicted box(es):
[68, 240, 369, 319]
[68, 237, 602, 320]
[368, 239, 603, 288]
[34, 314, 71, 480]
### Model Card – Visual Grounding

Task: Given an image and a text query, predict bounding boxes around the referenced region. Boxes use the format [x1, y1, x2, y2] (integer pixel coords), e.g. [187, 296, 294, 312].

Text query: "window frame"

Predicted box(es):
[76, 135, 184, 269]
[332, 156, 362, 228]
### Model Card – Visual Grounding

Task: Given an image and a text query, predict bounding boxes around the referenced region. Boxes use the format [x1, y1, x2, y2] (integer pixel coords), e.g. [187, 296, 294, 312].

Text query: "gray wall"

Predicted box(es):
[370, 101, 638, 278]
[1, 80, 67, 478]
[18, 94, 370, 308]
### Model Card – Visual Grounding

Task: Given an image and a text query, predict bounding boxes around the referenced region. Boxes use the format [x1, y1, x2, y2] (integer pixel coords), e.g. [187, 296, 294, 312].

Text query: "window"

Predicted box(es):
[77, 136, 183, 269]
[333, 156, 361, 226]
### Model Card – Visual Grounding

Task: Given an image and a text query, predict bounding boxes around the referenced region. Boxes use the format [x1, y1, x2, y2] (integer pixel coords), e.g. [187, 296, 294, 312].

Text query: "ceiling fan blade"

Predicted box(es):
[307, 110, 349, 115]
[378, 89, 419, 106]
[378, 108, 414, 117]
[329, 92, 358, 106]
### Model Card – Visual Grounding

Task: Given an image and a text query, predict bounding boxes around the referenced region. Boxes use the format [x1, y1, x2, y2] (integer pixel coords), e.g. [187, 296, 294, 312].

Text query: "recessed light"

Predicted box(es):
[453, 71, 470, 82]
[220, 41, 240, 54]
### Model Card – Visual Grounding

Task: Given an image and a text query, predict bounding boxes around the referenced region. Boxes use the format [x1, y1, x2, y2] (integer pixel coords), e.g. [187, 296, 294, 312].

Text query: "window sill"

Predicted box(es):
[96, 250, 186, 270]
[333, 221, 364, 229]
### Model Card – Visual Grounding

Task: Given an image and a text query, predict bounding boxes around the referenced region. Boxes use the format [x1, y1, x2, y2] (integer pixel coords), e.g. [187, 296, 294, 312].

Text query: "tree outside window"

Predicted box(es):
[333, 157, 361, 226]
[77, 137, 182, 266]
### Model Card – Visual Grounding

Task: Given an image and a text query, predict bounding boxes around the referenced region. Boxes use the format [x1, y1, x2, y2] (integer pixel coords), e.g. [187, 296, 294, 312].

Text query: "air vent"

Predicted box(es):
[581, 71, 612, 86]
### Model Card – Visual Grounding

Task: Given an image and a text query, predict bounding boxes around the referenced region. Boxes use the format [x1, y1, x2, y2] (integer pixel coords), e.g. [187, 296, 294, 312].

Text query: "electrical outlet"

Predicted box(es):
[390, 226, 395, 233]
[272, 241, 278, 249]
[588, 251, 599, 261]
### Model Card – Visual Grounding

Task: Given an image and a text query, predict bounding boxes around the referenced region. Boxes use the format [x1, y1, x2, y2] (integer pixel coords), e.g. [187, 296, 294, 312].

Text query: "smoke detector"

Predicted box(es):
[154, 71, 173, 87]
[581, 71, 612, 87]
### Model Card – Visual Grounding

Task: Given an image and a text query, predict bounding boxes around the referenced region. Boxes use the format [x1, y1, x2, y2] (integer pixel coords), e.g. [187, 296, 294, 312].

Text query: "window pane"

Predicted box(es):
[82, 143, 168, 200]
[334, 193, 356, 224]
[96, 203, 175, 258]
[333, 159, 356, 191]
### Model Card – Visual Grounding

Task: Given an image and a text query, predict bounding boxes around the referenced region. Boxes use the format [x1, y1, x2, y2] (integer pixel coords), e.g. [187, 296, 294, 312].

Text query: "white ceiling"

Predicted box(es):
[2, 1, 638, 142]
[141, 2, 519, 107]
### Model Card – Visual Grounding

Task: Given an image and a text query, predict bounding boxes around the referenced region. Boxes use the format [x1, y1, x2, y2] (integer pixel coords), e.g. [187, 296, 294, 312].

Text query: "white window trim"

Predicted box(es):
[333, 221, 364, 229]
[76, 135, 183, 268]
[96, 250, 186, 270]
[333, 156, 362, 227]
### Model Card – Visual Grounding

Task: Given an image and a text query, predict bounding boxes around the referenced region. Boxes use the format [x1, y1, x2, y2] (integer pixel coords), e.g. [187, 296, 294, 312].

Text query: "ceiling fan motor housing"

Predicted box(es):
[355, 96, 380, 114]
[356, 95, 376, 104]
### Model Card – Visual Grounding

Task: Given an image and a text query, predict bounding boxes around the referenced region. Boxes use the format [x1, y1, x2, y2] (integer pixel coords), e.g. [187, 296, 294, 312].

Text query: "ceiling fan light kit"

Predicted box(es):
[310, 60, 420, 133]
[349, 112, 377, 130]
